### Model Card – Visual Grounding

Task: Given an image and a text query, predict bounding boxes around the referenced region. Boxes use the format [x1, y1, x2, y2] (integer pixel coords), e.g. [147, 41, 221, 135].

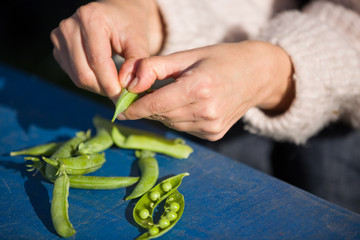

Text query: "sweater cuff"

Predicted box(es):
[243, 9, 359, 144]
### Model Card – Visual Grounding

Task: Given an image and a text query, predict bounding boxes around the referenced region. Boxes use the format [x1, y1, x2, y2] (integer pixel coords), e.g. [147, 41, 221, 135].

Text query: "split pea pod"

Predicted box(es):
[51, 171, 76, 238]
[126, 151, 159, 200]
[136, 190, 185, 240]
[42, 153, 106, 175]
[77, 116, 113, 154]
[112, 89, 139, 122]
[10, 141, 63, 157]
[67, 176, 139, 189]
[112, 126, 193, 159]
[45, 130, 91, 179]
[133, 172, 189, 229]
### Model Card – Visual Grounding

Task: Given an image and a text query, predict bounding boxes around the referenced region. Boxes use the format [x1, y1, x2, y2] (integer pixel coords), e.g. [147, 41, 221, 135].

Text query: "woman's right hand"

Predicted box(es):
[50, 0, 164, 102]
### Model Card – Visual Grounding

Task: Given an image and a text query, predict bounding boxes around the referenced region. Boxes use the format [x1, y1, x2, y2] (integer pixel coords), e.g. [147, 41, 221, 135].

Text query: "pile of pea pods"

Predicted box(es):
[10, 115, 192, 239]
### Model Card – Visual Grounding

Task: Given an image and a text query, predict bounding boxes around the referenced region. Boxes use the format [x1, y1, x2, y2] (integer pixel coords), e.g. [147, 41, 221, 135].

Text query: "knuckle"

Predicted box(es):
[192, 76, 214, 100]
[58, 19, 71, 35]
[200, 120, 224, 136]
[147, 100, 166, 114]
[199, 105, 218, 121]
[87, 54, 108, 67]
[76, 2, 106, 25]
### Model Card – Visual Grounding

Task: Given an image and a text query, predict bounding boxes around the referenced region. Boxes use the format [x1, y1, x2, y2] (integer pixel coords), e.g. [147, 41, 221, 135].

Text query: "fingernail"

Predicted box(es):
[124, 74, 132, 88]
[128, 77, 139, 91]
[117, 113, 126, 120]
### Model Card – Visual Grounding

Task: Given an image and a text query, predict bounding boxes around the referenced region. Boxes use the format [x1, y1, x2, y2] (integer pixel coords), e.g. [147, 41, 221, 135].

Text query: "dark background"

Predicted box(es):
[0, 0, 110, 103]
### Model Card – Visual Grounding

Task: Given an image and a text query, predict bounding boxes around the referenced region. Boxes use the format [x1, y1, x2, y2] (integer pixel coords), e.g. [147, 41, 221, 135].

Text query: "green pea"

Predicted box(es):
[158, 218, 170, 229]
[111, 88, 139, 122]
[149, 191, 161, 201]
[166, 211, 177, 221]
[139, 209, 150, 219]
[169, 202, 180, 213]
[148, 227, 159, 236]
[125, 151, 159, 200]
[161, 182, 172, 192]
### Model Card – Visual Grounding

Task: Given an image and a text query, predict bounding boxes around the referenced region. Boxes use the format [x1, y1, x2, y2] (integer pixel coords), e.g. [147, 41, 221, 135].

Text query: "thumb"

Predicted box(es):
[127, 53, 194, 93]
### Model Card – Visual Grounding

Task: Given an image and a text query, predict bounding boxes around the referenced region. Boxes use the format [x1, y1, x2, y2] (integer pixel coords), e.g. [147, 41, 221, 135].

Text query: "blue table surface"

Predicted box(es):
[0, 63, 359, 240]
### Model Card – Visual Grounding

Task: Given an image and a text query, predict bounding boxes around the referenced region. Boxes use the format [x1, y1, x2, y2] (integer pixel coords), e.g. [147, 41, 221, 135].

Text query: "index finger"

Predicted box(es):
[79, 18, 120, 99]
[123, 76, 194, 120]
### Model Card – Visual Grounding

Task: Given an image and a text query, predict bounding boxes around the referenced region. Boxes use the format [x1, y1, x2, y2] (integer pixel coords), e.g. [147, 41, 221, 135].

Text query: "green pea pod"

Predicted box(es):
[10, 141, 63, 157]
[126, 151, 159, 200]
[77, 116, 114, 155]
[67, 176, 139, 189]
[46, 130, 91, 179]
[112, 126, 193, 159]
[51, 172, 76, 238]
[133, 172, 189, 229]
[43, 153, 106, 175]
[111, 89, 139, 122]
[136, 190, 185, 240]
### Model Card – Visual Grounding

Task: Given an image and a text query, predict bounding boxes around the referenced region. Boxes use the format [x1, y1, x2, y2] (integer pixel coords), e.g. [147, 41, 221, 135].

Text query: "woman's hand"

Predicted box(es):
[50, 0, 163, 101]
[118, 41, 294, 141]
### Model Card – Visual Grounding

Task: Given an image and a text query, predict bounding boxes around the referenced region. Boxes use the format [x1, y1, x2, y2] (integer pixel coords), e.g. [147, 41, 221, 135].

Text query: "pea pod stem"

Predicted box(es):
[51, 171, 76, 238]
[126, 151, 159, 200]
[112, 89, 139, 122]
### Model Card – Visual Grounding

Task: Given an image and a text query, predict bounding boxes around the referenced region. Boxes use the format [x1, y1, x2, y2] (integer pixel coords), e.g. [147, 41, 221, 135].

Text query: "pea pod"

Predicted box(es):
[10, 141, 63, 157]
[51, 171, 76, 238]
[126, 151, 159, 200]
[42, 153, 106, 175]
[136, 190, 185, 240]
[68, 176, 139, 189]
[133, 172, 189, 228]
[111, 89, 139, 122]
[112, 126, 193, 159]
[77, 116, 113, 154]
[45, 130, 91, 179]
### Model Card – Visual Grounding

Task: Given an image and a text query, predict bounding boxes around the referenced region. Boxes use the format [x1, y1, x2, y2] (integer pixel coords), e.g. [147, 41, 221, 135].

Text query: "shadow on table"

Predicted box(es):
[0, 64, 111, 133]
[0, 158, 57, 235]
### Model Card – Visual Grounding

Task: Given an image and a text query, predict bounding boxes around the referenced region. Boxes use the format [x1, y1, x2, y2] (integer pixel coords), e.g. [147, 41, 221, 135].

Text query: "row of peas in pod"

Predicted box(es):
[10, 114, 192, 239]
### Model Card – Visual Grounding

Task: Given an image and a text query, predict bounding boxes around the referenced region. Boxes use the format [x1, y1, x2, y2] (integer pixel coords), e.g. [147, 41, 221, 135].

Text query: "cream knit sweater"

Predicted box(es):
[156, 0, 360, 144]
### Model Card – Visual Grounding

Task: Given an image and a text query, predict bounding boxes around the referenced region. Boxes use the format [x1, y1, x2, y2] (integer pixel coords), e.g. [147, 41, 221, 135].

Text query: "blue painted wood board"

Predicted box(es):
[0, 63, 359, 239]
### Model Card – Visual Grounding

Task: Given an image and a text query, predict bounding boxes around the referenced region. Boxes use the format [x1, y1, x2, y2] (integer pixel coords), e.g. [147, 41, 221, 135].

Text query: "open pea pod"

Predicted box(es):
[112, 126, 193, 159]
[136, 190, 185, 240]
[133, 172, 189, 229]
[42, 153, 106, 175]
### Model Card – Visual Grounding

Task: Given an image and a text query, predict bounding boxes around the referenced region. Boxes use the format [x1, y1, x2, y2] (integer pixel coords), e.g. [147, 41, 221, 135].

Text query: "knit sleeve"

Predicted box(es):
[155, 0, 298, 55]
[243, 1, 360, 144]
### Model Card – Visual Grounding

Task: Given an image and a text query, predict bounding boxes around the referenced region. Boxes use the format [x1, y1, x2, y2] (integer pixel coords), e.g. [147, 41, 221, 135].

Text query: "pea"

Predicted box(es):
[169, 202, 180, 213]
[139, 209, 150, 219]
[161, 182, 172, 192]
[158, 218, 170, 229]
[149, 191, 161, 201]
[166, 211, 178, 221]
[148, 227, 160, 236]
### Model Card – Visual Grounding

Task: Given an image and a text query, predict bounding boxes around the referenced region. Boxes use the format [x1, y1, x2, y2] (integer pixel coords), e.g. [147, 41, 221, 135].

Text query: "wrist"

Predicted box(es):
[146, 0, 165, 55]
[255, 42, 295, 115]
